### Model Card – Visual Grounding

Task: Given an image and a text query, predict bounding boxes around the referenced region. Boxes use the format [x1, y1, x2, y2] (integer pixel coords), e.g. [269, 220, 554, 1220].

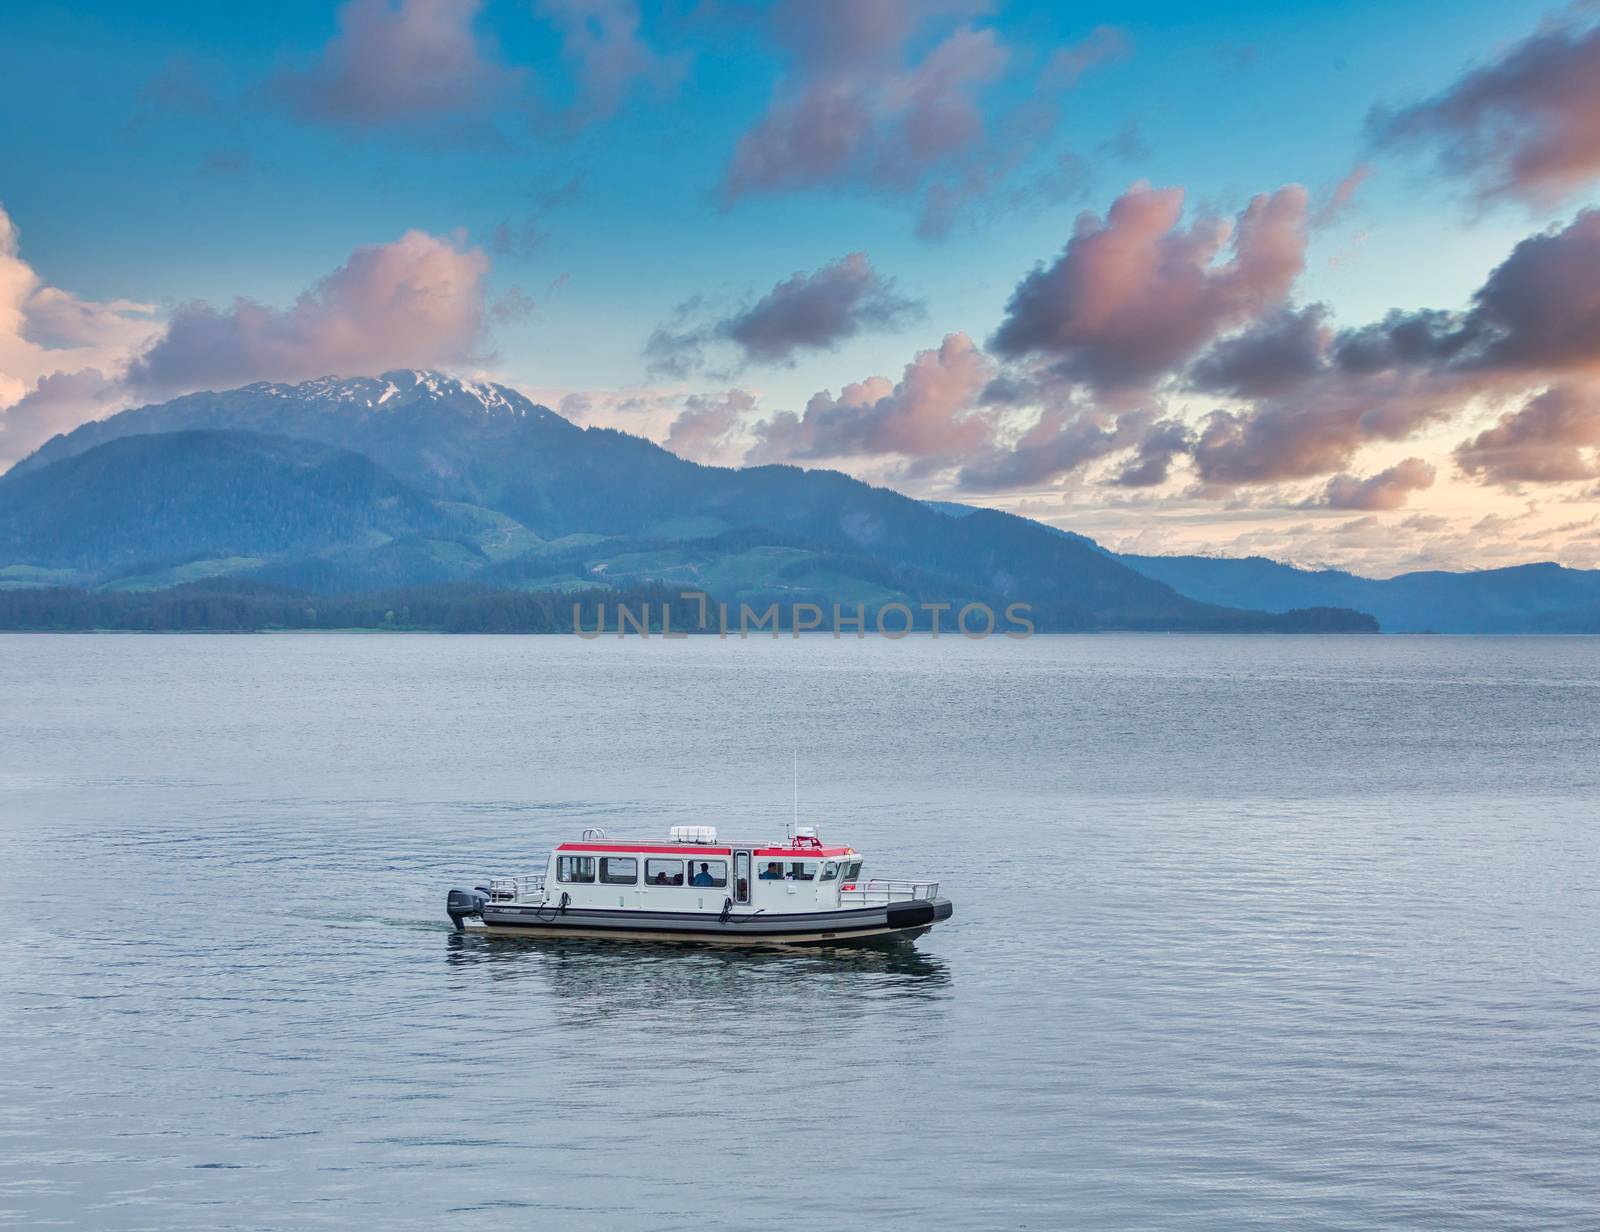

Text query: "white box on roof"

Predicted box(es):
[668, 825, 718, 844]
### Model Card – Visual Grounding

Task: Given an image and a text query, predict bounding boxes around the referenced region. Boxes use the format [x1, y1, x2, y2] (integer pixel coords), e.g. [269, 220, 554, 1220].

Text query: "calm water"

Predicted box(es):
[1, 633, 1598, 1230]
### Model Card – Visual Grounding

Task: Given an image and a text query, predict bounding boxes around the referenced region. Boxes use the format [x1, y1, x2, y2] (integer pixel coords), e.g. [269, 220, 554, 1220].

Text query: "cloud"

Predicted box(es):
[646, 252, 921, 374]
[957, 404, 1157, 491]
[1042, 24, 1131, 88]
[916, 147, 1092, 243]
[1, 203, 157, 464]
[1111, 417, 1194, 488]
[721, 12, 1006, 202]
[538, 382, 756, 465]
[1189, 370, 1471, 485]
[1368, 15, 1600, 207]
[719, 3, 1124, 234]
[0, 368, 123, 467]
[124, 229, 491, 397]
[1458, 208, 1600, 373]
[537, 0, 683, 123]
[1318, 457, 1436, 510]
[664, 389, 755, 464]
[723, 253, 919, 362]
[1, 205, 155, 372]
[988, 183, 1309, 395]
[270, 0, 524, 131]
[1324, 209, 1600, 380]
[1312, 164, 1372, 227]
[1190, 304, 1331, 398]
[1455, 382, 1600, 484]
[1095, 119, 1151, 163]
[1186, 207, 1600, 486]
[489, 215, 550, 261]
[748, 331, 994, 465]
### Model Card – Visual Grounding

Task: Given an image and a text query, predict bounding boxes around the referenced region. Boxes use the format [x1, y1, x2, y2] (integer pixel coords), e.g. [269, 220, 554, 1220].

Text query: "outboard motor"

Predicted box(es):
[446, 887, 488, 931]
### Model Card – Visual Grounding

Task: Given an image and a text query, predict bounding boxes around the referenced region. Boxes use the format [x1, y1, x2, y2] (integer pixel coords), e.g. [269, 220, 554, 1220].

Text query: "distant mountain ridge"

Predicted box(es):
[0, 371, 1372, 632]
[1117, 553, 1600, 634]
[924, 500, 1600, 634]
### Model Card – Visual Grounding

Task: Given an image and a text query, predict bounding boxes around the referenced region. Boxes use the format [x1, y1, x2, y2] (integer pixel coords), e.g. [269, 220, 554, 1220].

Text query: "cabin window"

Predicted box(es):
[786, 861, 817, 881]
[556, 855, 596, 883]
[599, 857, 638, 884]
[687, 859, 727, 888]
[820, 861, 839, 881]
[842, 860, 862, 882]
[645, 858, 685, 886]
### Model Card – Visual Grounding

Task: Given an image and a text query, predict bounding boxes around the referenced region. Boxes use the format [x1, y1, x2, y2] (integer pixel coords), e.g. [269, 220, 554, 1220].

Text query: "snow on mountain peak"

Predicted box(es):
[235, 370, 549, 420]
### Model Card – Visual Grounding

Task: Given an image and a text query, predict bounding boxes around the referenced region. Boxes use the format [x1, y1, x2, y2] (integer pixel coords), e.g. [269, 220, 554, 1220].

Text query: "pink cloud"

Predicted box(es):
[719, 2, 1123, 229]
[124, 229, 491, 397]
[721, 21, 1005, 201]
[1455, 382, 1600, 484]
[748, 331, 994, 465]
[0, 368, 123, 468]
[1368, 15, 1600, 207]
[1319, 457, 1437, 510]
[988, 183, 1309, 395]
[1312, 164, 1372, 227]
[0, 203, 156, 465]
[663, 389, 756, 464]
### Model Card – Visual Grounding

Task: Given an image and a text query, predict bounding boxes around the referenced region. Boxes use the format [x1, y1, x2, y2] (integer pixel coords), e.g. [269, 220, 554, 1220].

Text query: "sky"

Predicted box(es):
[3, 0, 1600, 576]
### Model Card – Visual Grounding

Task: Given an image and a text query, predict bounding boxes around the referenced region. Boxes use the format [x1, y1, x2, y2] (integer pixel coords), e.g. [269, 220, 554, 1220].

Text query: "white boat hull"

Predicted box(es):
[463, 898, 953, 945]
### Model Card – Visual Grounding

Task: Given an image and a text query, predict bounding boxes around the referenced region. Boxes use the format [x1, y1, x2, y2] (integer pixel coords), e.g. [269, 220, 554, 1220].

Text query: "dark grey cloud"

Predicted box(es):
[646, 252, 921, 375]
[1190, 305, 1330, 398]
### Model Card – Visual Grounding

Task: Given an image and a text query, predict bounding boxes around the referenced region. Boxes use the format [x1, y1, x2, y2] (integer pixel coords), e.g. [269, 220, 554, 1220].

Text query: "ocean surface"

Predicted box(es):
[1, 632, 1597, 1230]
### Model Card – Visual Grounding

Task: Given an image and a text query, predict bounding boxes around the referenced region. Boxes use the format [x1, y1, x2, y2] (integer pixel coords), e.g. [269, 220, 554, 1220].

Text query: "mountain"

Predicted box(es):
[0, 428, 553, 591]
[0, 371, 1372, 632]
[1118, 553, 1600, 634]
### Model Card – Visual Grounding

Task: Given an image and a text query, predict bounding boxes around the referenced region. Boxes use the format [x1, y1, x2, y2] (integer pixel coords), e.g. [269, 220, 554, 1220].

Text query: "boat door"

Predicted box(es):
[733, 850, 751, 906]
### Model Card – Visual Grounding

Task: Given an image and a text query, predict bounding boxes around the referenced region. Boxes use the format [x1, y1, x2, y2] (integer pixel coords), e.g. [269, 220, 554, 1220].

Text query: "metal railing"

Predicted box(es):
[488, 874, 546, 903]
[838, 878, 940, 905]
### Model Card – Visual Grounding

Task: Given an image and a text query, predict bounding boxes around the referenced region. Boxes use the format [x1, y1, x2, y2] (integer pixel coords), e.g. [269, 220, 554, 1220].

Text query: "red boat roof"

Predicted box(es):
[555, 841, 856, 858]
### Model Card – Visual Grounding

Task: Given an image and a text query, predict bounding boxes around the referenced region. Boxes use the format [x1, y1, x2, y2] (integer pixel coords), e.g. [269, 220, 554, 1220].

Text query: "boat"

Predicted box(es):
[446, 825, 953, 945]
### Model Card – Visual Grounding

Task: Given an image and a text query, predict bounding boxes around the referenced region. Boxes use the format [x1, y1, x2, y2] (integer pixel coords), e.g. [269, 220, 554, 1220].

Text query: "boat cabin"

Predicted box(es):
[522, 826, 870, 916]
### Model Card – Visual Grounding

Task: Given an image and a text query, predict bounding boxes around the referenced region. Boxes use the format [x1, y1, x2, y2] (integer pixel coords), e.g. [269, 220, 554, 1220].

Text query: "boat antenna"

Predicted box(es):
[792, 747, 798, 840]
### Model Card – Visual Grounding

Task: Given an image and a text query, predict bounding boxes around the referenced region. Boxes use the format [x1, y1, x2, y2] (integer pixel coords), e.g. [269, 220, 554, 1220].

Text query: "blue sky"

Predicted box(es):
[3, 0, 1598, 573]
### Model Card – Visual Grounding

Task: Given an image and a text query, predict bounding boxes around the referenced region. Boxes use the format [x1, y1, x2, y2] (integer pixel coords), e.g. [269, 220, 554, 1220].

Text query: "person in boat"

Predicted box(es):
[653, 871, 669, 885]
[690, 862, 716, 887]
[759, 861, 783, 880]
